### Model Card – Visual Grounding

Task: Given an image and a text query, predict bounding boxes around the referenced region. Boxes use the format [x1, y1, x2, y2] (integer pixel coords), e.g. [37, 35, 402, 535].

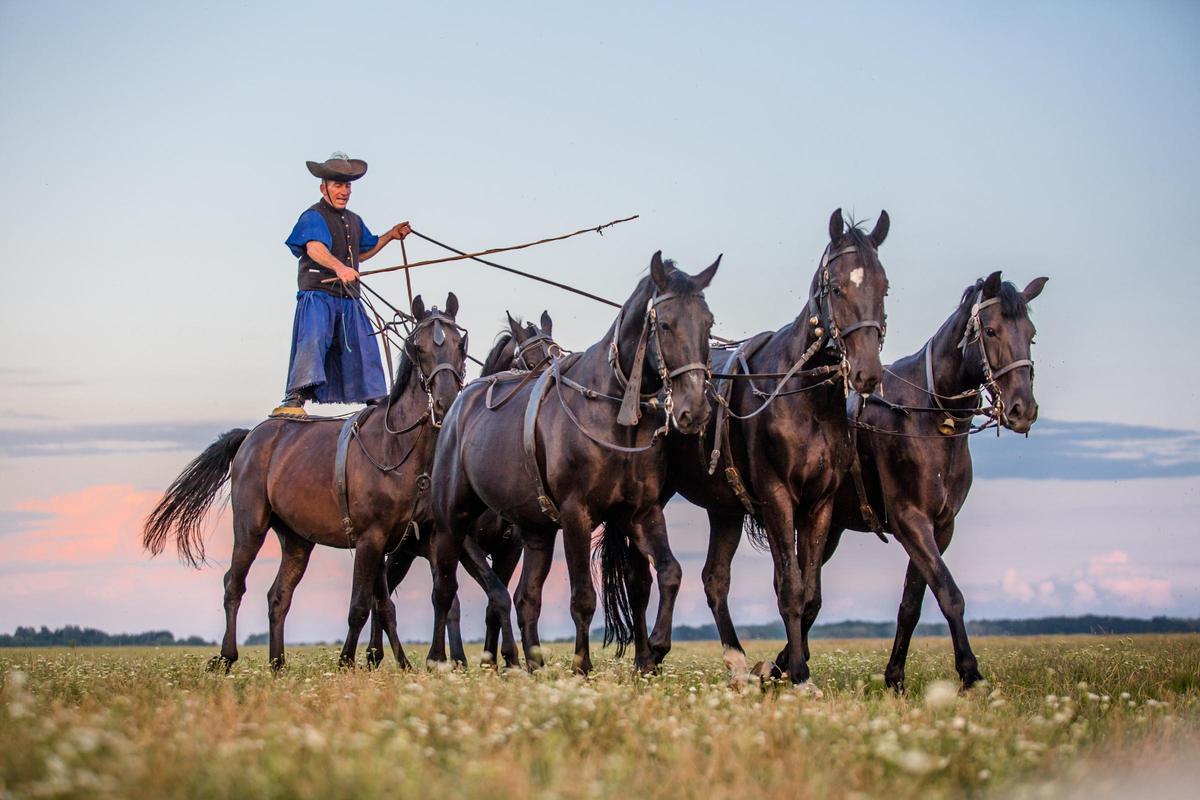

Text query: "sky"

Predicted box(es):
[0, 1, 1197, 644]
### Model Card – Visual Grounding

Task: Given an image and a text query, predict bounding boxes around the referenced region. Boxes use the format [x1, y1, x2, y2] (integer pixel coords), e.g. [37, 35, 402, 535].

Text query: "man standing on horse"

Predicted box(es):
[273, 152, 412, 417]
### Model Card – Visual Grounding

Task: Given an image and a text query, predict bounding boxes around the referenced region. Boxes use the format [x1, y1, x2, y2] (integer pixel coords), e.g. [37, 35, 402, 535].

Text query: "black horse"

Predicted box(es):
[143, 294, 467, 671]
[820, 271, 1047, 689]
[429, 253, 719, 674]
[365, 311, 562, 669]
[652, 210, 890, 686]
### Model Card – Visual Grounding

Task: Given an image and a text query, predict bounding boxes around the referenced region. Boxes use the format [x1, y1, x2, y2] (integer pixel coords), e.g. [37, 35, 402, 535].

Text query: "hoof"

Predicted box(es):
[397, 656, 413, 671]
[207, 655, 234, 674]
[750, 660, 783, 681]
[269, 657, 285, 672]
[962, 671, 986, 690]
[886, 675, 906, 694]
[792, 681, 824, 699]
[338, 656, 356, 671]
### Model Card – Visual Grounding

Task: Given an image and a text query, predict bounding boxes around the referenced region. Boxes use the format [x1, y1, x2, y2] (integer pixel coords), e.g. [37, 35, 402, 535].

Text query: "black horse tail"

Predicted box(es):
[743, 514, 770, 551]
[142, 428, 251, 568]
[593, 523, 635, 658]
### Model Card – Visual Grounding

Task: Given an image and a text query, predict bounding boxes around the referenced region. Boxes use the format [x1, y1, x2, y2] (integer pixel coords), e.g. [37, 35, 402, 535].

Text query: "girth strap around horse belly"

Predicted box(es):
[335, 406, 375, 545]
[846, 395, 887, 543]
[522, 368, 561, 523]
[708, 333, 773, 515]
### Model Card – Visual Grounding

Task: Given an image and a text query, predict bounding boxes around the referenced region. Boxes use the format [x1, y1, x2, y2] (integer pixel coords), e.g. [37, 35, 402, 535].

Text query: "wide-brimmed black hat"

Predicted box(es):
[306, 151, 368, 182]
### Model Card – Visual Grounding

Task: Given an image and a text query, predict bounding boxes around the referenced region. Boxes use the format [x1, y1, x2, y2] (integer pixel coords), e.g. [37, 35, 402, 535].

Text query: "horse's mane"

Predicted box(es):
[959, 279, 1030, 319]
[386, 350, 415, 404]
[481, 331, 516, 377]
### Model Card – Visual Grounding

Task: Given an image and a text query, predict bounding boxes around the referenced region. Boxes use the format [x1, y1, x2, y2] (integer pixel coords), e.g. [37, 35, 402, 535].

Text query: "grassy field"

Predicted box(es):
[2, 636, 1198, 799]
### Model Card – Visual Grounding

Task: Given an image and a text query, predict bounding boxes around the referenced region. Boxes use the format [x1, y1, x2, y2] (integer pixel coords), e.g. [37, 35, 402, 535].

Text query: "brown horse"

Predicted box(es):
[428, 253, 719, 674]
[142, 294, 467, 671]
[655, 209, 890, 686]
[819, 271, 1047, 690]
[365, 311, 562, 669]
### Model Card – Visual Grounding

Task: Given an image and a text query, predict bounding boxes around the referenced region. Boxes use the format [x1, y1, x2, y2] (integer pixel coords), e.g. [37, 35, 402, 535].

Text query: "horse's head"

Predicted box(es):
[407, 292, 467, 424]
[614, 251, 719, 435]
[507, 310, 560, 370]
[807, 209, 890, 395]
[960, 272, 1047, 434]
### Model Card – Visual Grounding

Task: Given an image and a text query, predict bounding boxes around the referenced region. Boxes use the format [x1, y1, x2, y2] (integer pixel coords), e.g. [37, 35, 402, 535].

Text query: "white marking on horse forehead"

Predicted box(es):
[850, 267, 865, 287]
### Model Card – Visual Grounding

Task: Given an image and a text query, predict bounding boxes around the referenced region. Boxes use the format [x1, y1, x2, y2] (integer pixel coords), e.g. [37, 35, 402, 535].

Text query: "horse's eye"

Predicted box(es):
[832, 287, 842, 296]
[659, 322, 671, 331]
[985, 327, 997, 337]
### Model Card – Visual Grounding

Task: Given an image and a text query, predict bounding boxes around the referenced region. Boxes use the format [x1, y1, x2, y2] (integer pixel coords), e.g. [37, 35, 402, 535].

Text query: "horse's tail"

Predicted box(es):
[142, 428, 251, 568]
[593, 523, 635, 658]
[744, 514, 770, 551]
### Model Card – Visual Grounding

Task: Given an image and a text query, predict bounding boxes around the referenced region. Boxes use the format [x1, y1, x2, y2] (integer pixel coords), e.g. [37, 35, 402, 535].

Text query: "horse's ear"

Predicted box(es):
[695, 254, 721, 290]
[1022, 277, 1049, 303]
[445, 292, 460, 319]
[650, 250, 669, 291]
[506, 311, 522, 339]
[870, 210, 890, 248]
[412, 295, 427, 320]
[540, 310, 553, 335]
[829, 208, 845, 241]
[982, 271, 1003, 298]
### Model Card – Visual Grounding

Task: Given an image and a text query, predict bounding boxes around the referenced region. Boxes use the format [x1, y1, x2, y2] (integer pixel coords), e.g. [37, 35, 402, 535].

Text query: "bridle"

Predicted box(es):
[513, 332, 563, 371]
[404, 310, 468, 428]
[609, 290, 710, 429]
[925, 289, 1034, 430]
[807, 243, 887, 394]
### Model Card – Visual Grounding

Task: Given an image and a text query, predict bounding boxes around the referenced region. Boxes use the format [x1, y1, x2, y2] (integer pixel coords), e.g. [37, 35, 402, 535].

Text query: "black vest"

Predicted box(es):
[297, 200, 364, 298]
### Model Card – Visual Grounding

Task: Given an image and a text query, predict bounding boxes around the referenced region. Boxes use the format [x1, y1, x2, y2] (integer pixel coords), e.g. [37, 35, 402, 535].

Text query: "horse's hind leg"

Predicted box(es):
[890, 517, 981, 688]
[621, 525, 655, 673]
[212, 496, 272, 672]
[486, 535, 523, 668]
[514, 529, 556, 670]
[702, 509, 750, 684]
[266, 523, 314, 670]
[630, 505, 682, 667]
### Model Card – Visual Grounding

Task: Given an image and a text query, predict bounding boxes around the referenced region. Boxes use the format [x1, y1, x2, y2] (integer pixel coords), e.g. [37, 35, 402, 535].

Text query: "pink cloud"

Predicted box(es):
[1002, 568, 1035, 603]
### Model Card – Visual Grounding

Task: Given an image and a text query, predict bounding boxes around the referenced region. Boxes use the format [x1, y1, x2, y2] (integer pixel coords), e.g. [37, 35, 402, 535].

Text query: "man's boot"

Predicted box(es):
[270, 390, 309, 418]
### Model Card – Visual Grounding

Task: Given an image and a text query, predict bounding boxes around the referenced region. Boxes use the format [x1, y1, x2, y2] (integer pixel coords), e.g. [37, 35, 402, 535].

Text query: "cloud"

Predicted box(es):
[0, 421, 251, 458]
[994, 550, 1175, 613]
[973, 419, 1200, 479]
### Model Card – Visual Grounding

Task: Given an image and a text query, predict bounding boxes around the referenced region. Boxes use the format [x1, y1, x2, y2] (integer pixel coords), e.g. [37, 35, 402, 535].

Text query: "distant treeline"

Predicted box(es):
[0, 626, 213, 648]
[6, 616, 1199, 648]
[667, 615, 1200, 641]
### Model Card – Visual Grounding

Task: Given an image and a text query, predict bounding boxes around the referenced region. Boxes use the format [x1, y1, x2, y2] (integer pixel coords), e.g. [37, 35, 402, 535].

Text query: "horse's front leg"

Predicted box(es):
[339, 528, 387, 668]
[426, 520, 467, 668]
[368, 549, 416, 669]
[559, 504, 598, 675]
[755, 486, 807, 683]
[794, 500, 835, 680]
[630, 504, 682, 667]
[459, 537, 516, 669]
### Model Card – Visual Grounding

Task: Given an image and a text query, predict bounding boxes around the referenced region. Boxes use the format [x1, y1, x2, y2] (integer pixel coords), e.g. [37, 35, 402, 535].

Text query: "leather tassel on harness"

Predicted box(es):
[616, 302, 653, 427]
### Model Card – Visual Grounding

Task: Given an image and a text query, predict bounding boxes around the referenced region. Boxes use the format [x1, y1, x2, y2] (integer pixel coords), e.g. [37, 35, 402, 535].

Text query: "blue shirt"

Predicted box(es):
[285, 209, 379, 259]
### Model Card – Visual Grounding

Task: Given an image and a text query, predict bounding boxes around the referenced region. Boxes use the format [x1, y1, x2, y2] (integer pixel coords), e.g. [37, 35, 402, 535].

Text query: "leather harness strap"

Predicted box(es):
[335, 405, 375, 545]
[522, 368, 560, 522]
